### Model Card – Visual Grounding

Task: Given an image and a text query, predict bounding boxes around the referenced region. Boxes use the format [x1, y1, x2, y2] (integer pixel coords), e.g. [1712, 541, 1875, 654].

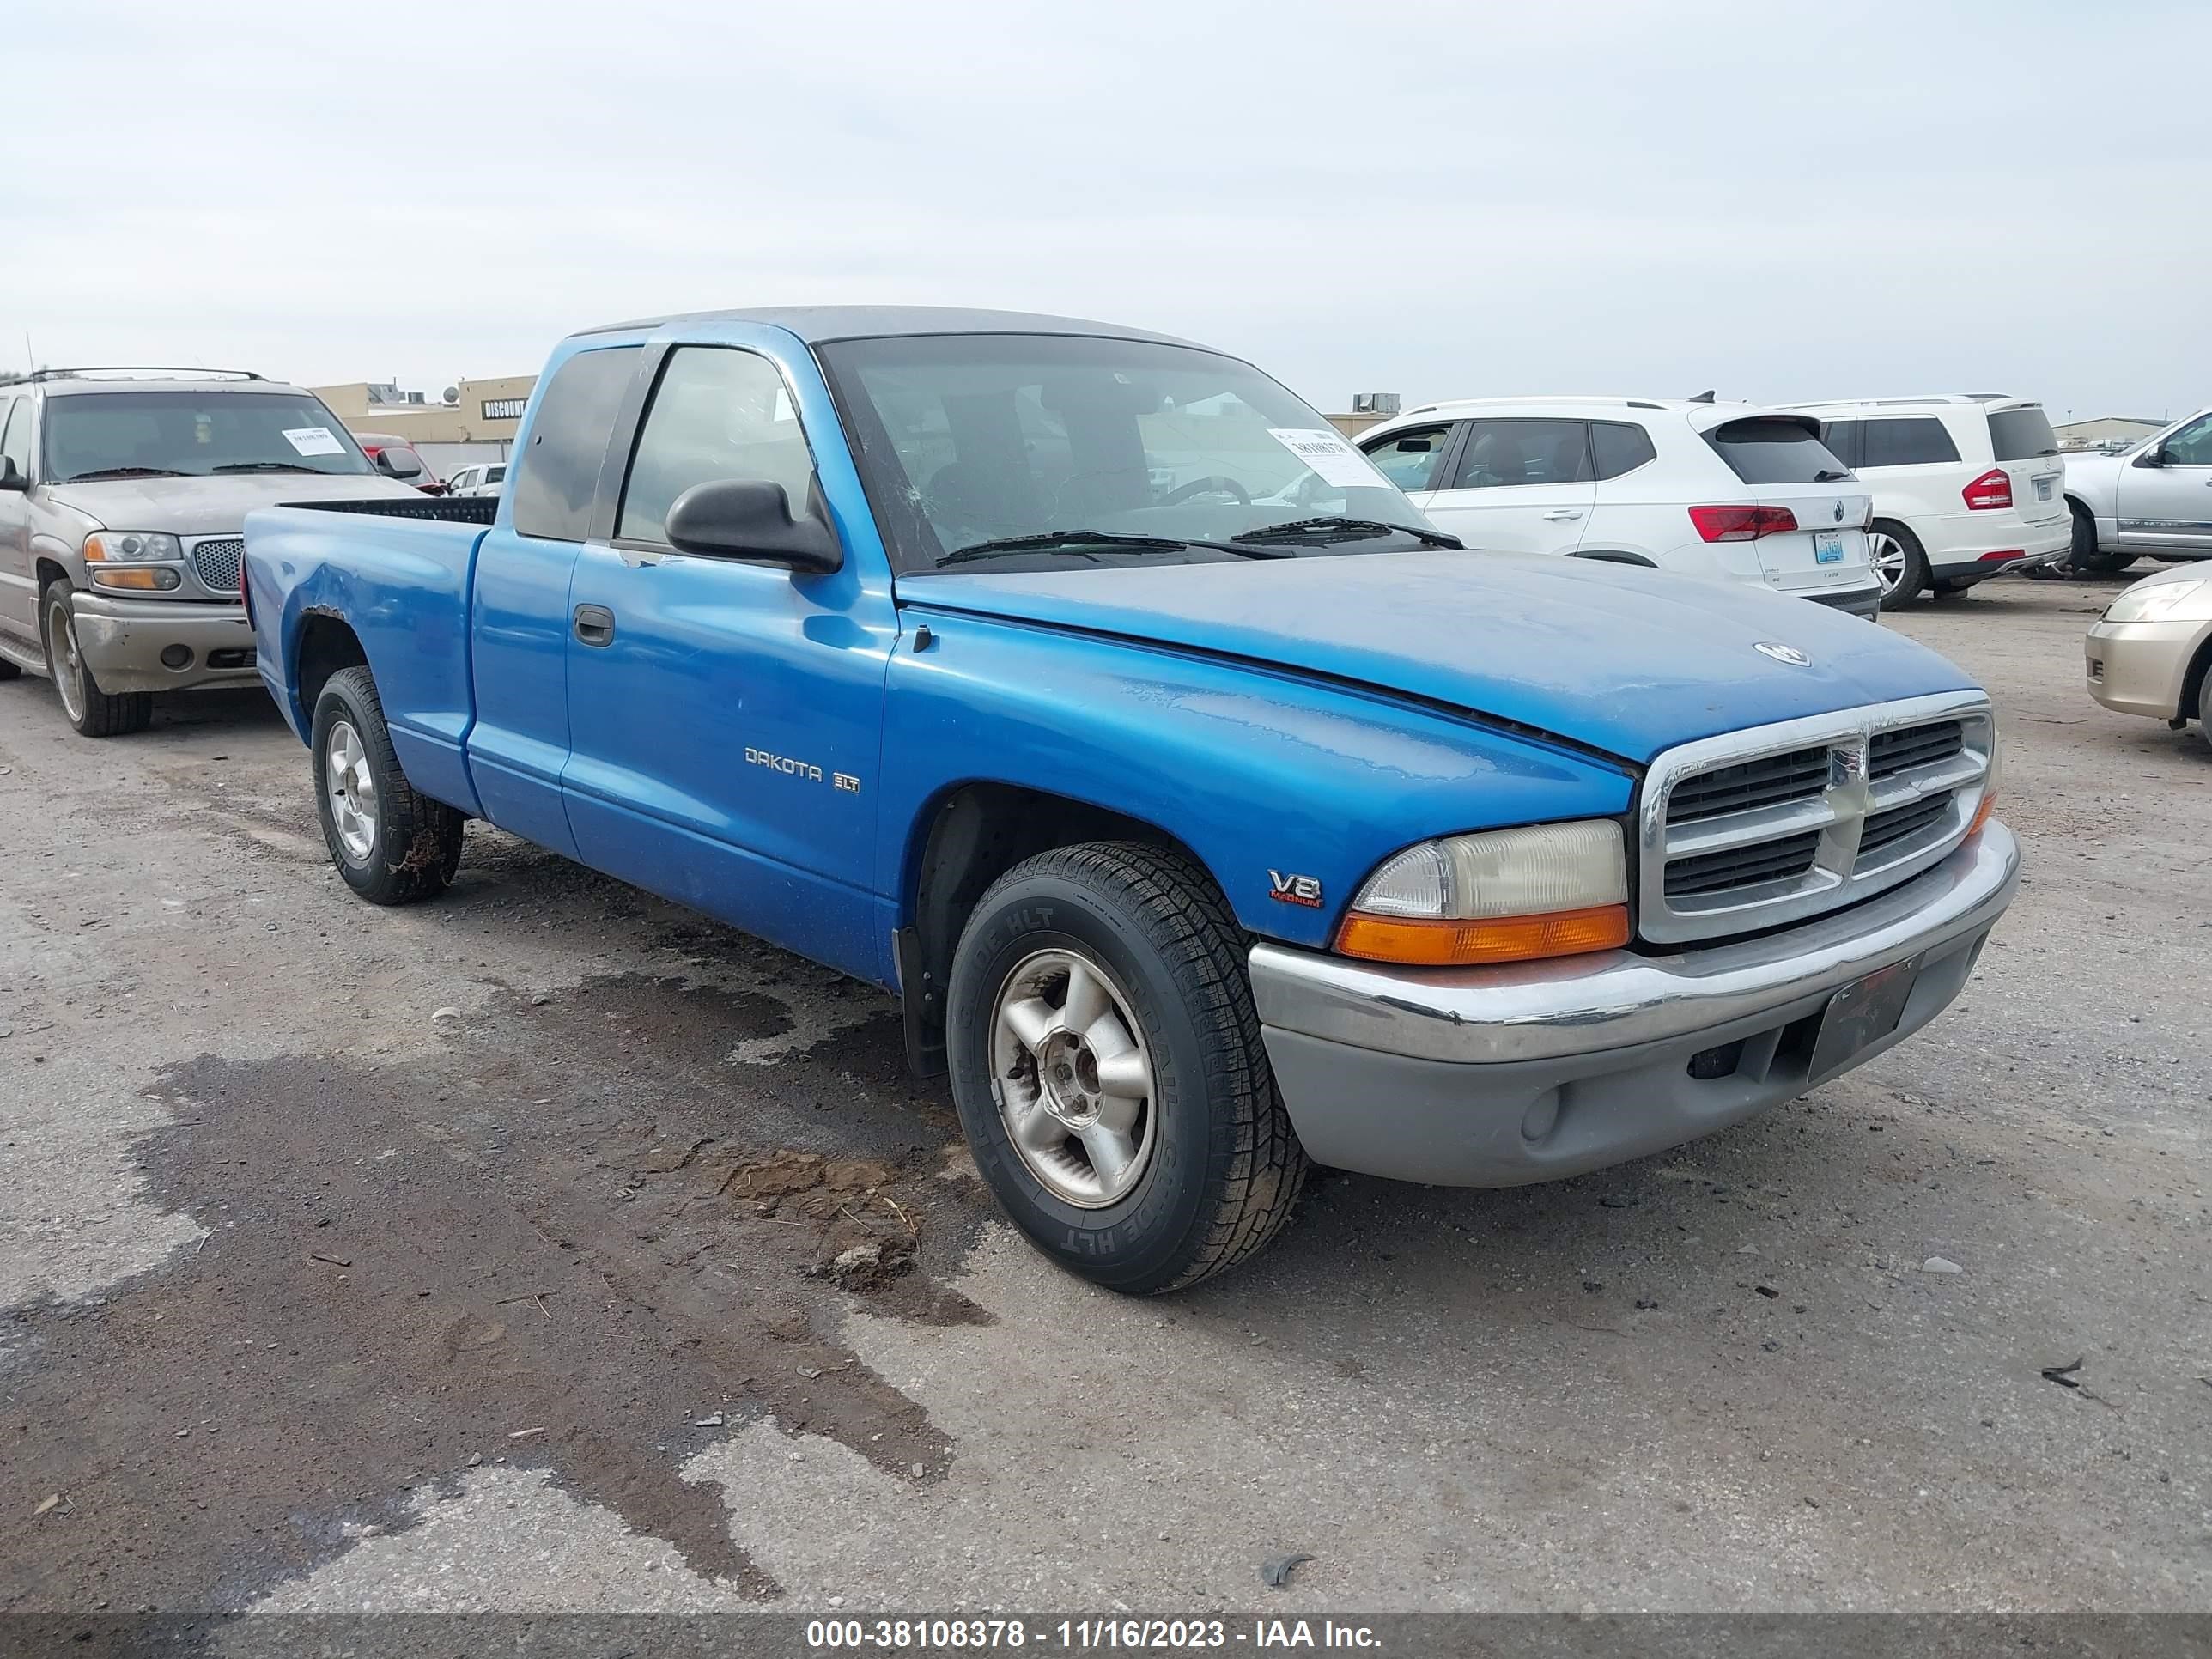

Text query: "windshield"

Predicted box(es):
[42, 391, 374, 483]
[818, 332, 1441, 571]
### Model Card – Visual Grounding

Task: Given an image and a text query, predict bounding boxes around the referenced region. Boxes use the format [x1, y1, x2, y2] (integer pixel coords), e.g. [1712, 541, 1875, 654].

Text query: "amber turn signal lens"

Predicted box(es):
[89, 567, 178, 591]
[1336, 903, 1632, 967]
[1966, 788, 1997, 837]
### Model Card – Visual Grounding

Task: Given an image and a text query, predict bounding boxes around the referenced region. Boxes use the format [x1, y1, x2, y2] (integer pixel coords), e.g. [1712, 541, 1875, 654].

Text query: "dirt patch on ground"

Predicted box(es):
[0, 969, 994, 1613]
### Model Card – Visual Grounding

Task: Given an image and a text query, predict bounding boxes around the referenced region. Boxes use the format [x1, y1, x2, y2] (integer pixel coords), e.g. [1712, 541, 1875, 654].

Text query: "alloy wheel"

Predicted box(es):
[324, 719, 380, 864]
[989, 947, 1158, 1208]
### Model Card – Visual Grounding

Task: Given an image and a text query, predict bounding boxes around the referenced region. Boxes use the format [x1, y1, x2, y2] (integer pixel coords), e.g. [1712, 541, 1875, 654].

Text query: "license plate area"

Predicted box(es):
[1813, 531, 1846, 565]
[2035, 477, 2056, 501]
[1808, 955, 1922, 1083]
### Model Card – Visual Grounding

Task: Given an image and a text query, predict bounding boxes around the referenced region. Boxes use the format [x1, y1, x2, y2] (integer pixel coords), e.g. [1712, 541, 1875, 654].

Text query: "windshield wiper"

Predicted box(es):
[938, 529, 1284, 567]
[1232, 515, 1462, 549]
[60, 466, 191, 482]
[212, 461, 325, 473]
[1813, 469, 1853, 483]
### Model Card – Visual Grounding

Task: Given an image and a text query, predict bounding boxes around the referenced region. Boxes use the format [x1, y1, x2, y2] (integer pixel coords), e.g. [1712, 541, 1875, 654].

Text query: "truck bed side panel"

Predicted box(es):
[244, 503, 489, 817]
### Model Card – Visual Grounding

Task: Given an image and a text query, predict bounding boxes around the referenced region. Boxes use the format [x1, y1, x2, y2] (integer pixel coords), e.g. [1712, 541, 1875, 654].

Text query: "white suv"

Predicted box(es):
[1784, 396, 2069, 609]
[1358, 398, 1881, 621]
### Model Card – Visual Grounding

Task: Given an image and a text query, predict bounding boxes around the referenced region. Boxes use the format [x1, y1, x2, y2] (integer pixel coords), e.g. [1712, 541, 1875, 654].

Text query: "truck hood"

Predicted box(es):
[40, 471, 421, 535]
[895, 551, 1978, 764]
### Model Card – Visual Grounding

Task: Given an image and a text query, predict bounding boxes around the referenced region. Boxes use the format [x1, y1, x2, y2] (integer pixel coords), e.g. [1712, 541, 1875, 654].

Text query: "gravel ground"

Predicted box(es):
[0, 573, 2206, 1615]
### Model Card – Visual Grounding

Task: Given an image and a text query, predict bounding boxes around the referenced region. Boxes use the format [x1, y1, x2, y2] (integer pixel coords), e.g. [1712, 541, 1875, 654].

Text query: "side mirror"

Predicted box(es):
[2136, 446, 2169, 468]
[0, 457, 26, 491]
[374, 450, 421, 479]
[664, 477, 843, 574]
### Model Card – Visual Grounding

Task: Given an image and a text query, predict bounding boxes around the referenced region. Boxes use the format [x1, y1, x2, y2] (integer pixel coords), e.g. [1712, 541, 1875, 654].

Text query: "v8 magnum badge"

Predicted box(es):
[1268, 870, 1323, 908]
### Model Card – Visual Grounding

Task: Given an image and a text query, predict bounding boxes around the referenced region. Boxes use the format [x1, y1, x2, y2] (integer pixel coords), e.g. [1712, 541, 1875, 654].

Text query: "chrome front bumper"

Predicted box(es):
[1249, 823, 2021, 1187]
[70, 592, 258, 695]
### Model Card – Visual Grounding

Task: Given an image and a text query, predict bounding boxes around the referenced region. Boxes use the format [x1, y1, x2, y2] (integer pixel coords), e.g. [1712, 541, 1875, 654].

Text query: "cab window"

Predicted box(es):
[617, 347, 817, 545]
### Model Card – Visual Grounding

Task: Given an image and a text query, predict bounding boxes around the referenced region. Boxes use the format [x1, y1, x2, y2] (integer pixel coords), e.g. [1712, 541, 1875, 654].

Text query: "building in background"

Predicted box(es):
[1327, 392, 1401, 439]
[310, 374, 538, 474]
[2054, 415, 2164, 451]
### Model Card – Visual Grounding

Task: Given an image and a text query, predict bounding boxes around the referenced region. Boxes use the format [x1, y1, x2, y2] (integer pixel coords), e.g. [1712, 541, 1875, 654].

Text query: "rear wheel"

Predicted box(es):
[311, 665, 464, 905]
[945, 841, 1306, 1294]
[40, 580, 151, 737]
[1870, 522, 1929, 611]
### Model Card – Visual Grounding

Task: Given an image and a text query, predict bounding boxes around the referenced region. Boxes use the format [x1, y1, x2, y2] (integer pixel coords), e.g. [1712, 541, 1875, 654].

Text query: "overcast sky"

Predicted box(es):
[7, 1, 2205, 422]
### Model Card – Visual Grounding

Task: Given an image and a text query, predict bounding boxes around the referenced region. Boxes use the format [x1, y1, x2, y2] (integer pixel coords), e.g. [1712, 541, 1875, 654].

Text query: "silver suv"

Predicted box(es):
[0, 368, 417, 736]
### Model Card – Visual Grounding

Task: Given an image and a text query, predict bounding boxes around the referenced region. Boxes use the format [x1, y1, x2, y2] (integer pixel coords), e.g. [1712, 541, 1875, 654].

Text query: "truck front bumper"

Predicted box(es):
[70, 592, 258, 695]
[1249, 823, 2021, 1188]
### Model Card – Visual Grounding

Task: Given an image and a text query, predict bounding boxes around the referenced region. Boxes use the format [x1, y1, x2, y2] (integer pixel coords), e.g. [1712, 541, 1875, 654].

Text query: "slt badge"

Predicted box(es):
[1754, 642, 1811, 666]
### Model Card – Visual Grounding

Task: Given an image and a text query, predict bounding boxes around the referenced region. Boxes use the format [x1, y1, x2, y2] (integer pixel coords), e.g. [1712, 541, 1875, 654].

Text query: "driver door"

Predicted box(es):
[2117, 411, 2212, 556]
[561, 341, 899, 983]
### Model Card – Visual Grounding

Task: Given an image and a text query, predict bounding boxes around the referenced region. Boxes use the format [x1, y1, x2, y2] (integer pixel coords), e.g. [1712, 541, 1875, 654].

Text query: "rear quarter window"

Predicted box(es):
[511, 345, 643, 542]
[1987, 407, 2058, 462]
[1705, 417, 1851, 485]
[1858, 417, 1961, 468]
[1589, 421, 1657, 480]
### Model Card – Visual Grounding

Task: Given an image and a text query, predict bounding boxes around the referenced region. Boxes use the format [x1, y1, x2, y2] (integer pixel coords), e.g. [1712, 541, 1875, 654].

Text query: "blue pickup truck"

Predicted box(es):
[242, 307, 2020, 1294]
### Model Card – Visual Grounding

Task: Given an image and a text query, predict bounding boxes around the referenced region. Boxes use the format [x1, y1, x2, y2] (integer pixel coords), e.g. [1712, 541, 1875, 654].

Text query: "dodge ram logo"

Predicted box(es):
[1754, 642, 1811, 666]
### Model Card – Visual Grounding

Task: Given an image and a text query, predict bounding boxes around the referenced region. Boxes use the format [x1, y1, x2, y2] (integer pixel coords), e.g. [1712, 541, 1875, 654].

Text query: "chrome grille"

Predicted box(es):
[1638, 692, 1996, 945]
[190, 536, 244, 592]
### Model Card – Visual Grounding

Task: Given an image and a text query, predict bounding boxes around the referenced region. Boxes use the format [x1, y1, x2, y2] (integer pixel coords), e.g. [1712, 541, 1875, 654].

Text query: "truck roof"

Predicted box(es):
[573, 305, 1203, 349]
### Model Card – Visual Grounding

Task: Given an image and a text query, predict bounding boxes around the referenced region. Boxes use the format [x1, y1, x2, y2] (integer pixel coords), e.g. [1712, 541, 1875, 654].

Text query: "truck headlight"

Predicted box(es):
[1336, 820, 1631, 966]
[83, 531, 184, 563]
[2102, 580, 2207, 623]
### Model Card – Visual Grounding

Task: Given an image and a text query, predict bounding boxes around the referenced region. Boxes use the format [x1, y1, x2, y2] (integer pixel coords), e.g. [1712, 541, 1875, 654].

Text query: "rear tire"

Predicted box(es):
[945, 841, 1307, 1294]
[40, 580, 152, 738]
[311, 665, 464, 905]
[1870, 522, 1929, 611]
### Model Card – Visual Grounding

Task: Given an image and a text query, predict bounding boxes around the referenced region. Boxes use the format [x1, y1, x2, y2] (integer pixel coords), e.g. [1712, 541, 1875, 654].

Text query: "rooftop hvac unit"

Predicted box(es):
[1350, 392, 1400, 416]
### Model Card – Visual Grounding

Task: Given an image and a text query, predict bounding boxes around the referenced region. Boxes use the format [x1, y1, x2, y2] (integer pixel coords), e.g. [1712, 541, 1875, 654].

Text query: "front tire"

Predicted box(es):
[2068, 505, 2136, 576]
[945, 842, 1307, 1294]
[311, 665, 464, 905]
[1870, 522, 1929, 611]
[40, 580, 151, 738]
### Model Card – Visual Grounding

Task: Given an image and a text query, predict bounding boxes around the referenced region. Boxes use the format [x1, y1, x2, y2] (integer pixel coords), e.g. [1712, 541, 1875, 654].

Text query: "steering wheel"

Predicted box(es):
[1162, 475, 1251, 507]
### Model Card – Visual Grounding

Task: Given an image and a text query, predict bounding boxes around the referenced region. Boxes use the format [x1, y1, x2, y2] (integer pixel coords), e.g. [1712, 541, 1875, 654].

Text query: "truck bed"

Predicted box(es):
[243, 498, 495, 817]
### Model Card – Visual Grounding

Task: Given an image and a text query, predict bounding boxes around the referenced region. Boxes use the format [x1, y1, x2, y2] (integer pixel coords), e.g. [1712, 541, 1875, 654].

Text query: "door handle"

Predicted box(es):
[573, 604, 615, 647]
[1541, 509, 1584, 521]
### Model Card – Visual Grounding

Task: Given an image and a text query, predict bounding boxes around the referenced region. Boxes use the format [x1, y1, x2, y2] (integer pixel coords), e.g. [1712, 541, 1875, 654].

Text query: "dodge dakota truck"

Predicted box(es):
[242, 307, 2021, 1294]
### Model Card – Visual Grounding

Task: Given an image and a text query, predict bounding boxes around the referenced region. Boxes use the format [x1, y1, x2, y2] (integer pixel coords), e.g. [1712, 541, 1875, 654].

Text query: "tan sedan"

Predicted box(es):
[2086, 562, 2212, 745]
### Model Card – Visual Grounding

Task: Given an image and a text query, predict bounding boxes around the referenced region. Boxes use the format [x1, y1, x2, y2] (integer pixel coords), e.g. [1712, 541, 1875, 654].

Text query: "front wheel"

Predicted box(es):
[2067, 505, 2136, 576]
[40, 580, 151, 737]
[945, 842, 1306, 1294]
[311, 665, 464, 905]
[1869, 522, 1929, 611]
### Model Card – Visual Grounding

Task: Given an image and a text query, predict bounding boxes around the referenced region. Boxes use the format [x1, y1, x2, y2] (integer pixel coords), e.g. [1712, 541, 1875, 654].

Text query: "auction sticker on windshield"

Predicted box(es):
[283, 427, 347, 457]
[1267, 428, 1387, 489]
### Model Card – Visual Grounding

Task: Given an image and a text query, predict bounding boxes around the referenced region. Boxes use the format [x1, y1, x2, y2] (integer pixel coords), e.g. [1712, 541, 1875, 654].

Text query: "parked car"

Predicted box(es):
[2059, 408, 2212, 576]
[1357, 398, 1881, 621]
[243, 307, 2018, 1293]
[0, 367, 419, 735]
[353, 434, 446, 494]
[444, 461, 507, 497]
[2084, 562, 2212, 746]
[1784, 396, 2070, 609]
